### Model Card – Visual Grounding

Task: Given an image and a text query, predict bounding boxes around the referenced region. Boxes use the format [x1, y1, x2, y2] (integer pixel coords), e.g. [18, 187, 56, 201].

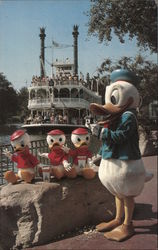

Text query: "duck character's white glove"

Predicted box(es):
[91, 124, 104, 139]
[87, 158, 99, 172]
[62, 145, 70, 153]
[3, 148, 12, 160]
[38, 151, 49, 158]
[87, 158, 93, 167]
[63, 160, 72, 172]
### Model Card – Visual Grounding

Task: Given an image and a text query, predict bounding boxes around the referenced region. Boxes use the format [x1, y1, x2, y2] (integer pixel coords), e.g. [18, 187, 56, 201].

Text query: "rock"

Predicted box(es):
[0, 177, 115, 249]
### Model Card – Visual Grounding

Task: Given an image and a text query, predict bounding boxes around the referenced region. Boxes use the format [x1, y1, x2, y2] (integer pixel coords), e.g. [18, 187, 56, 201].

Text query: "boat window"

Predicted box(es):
[71, 88, 78, 98]
[30, 90, 35, 99]
[79, 89, 83, 98]
[54, 88, 58, 98]
[37, 89, 47, 99]
[46, 90, 50, 98]
[59, 88, 70, 98]
[61, 66, 72, 71]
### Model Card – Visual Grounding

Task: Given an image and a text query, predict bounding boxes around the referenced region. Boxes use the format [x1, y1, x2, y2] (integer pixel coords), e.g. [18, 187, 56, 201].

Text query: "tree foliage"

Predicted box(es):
[17, 87, 29, 121]
[87, 0, 157, 52]
[0, 73, 29, 124]
[0, 73, 18, 124]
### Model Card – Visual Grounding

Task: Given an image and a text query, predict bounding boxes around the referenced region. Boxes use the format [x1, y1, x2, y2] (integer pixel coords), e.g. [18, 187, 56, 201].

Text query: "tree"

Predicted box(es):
[87, 0, 157, 53]
[17, 87, 29, 121]
[0, 73, 18, 124]
[96, 55, 158, 132]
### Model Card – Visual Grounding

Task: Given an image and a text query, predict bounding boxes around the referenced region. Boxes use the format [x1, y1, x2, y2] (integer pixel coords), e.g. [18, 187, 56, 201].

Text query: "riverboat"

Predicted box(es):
[22, 26, 102, 134]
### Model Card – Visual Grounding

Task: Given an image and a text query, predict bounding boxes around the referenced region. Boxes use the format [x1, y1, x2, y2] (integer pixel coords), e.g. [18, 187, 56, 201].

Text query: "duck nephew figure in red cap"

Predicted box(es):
[90, 69, 153, 242]
[39, 129, 77, 179]
[63, 128, 97, 179]
[3, 130, 39, 184]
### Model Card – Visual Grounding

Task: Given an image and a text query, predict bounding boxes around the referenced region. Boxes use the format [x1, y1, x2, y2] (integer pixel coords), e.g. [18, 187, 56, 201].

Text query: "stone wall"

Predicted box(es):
[0, 177, 115, 250]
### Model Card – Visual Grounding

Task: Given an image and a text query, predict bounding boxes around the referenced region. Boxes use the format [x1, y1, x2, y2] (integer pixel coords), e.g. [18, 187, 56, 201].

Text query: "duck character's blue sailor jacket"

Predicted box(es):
[99, 110, 141, 160]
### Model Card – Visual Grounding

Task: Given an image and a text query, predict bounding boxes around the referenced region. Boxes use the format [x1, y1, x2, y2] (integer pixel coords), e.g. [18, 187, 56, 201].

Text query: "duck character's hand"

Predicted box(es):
[63, 160, 72, 172]
[87, 158, 99, 172]
[3, 148, 12, 159]
[91, 124, 104, 138]
[38, 151, 49, 158]
[62, 145, 70, 153]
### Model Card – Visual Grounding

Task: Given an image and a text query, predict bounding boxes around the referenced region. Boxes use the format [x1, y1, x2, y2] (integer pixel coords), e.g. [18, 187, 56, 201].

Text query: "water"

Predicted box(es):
[0, 124, 22, 145]
[0, 124, 47, 145]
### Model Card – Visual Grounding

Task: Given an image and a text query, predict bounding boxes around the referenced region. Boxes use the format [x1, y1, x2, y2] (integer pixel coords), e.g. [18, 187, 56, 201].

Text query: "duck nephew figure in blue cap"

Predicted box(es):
[90, 69, 153, 242]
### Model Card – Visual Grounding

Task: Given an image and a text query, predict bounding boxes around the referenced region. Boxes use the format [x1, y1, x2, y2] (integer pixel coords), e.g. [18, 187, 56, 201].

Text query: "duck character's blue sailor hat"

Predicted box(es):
[110, 69, 140, 86]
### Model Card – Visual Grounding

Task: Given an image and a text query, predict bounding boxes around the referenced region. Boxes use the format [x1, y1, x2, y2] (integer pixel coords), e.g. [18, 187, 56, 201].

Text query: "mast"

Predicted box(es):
[72, 25, 79, 77]
[39, 27, 46, 78]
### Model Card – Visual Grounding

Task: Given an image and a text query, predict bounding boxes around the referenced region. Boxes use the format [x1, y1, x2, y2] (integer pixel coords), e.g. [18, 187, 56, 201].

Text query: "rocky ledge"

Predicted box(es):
[0, 177, 115, 250]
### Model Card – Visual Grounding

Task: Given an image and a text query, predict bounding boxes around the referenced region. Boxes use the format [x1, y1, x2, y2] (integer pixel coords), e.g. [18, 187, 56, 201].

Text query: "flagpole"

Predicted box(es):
[51, 39, 54, 78]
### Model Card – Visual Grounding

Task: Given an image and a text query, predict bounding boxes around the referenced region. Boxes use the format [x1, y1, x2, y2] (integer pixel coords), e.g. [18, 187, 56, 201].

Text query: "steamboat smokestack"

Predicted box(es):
[72, 25, 79, 76]
[39, 27, 46, 78]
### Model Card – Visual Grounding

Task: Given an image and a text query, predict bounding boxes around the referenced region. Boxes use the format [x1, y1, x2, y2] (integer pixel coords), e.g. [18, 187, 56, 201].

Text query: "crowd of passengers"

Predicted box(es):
[24, 112, 87, 125]
[31, 71, 98, 90]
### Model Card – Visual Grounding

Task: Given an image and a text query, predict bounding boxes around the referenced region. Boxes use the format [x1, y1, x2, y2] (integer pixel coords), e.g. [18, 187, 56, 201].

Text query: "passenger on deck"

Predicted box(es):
[50, 114, 55, 124]
[58, 114, 63, 124]
[44, 114, 50, 123]
[63, 114, 68, 124]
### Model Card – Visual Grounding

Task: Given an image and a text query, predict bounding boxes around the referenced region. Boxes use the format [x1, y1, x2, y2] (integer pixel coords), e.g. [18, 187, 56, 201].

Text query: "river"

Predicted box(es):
[0, 124, 21, 145]
[0, 124, 47, 145]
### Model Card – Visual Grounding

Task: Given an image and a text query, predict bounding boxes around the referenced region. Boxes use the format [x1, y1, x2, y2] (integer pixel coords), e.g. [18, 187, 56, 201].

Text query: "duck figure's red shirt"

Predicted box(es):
[69, 147, 92, 165]
[48, 147, 68, 166]
[11, 146, 39, 169]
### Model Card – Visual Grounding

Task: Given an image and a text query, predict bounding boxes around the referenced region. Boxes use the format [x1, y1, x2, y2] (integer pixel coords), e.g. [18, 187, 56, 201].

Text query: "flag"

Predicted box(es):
[52, 40, 73, 49]
[52, 40, 60, 47]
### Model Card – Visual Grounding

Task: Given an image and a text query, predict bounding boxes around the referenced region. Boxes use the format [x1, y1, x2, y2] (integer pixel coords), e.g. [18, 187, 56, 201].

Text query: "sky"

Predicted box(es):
[0, 0, 156, 90]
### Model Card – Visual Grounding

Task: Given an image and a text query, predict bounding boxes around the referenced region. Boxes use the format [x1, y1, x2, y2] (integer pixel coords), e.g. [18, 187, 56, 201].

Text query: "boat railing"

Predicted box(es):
[53, 98, 90, 109]
[31, 82, 49, 87]
[54, 97, 89, 104]
[0, 139, 49, 186]
[29, 97, 89, 105]
[29, 98, 51, 104]
[54, 79, 79, 85]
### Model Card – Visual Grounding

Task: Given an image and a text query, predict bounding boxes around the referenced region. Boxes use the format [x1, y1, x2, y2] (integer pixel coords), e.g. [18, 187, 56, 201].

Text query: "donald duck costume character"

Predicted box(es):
[90, 69, 153, 242]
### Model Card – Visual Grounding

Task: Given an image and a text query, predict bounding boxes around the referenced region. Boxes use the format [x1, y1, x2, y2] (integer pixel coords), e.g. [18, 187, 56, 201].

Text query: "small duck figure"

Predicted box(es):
[69, 128, 96, 179]
[3, 130, 39, 184]
[39, 129, 77, 179]
[90, 69, 153, 242]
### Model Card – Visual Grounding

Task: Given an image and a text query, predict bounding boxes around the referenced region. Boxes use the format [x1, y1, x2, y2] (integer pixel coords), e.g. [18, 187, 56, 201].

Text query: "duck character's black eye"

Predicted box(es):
[111, 96, 117, 105]
[86, 136, 89, 141]
[77, 137, 81, 142]
[110, 89, 119, 105]
[51, 139, 54, 143]
[21, 141, 25, 147]
[59, 137, 63, 142]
